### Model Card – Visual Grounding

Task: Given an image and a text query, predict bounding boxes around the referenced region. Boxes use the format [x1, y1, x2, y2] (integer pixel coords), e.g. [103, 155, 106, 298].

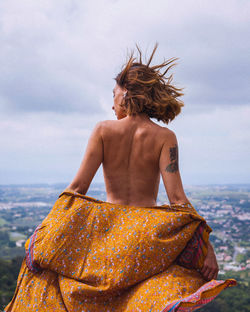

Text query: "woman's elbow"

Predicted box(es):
[169, 192, 189, 205]
[66, 182, 88, 195]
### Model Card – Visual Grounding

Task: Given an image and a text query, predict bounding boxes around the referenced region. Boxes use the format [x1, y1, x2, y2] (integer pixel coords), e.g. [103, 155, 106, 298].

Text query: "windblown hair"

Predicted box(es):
[115, 43, 184, 124]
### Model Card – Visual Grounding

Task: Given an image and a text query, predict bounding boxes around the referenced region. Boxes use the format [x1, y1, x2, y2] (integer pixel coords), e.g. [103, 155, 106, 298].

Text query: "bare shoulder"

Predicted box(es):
[100, 119, 118, 127]
[92, 120, 117, 131]
[155, 124, 177, 145]
[98, 119, 177, 143]
[99, 119, 120, 131]
[163, 127, 177, 140]
[95, 120, 121, 139]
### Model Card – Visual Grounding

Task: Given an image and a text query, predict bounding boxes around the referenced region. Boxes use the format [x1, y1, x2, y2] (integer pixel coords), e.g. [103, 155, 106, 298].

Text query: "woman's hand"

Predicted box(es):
[200, 240, 219, 281]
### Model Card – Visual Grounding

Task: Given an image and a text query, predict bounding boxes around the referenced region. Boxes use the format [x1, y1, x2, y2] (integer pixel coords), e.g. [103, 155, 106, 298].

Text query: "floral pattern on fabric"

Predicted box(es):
[4, 189, 237, 311]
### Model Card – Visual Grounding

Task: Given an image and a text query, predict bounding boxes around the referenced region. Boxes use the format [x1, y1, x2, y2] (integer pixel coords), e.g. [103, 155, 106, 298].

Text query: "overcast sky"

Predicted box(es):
[0, 0, 249, 188]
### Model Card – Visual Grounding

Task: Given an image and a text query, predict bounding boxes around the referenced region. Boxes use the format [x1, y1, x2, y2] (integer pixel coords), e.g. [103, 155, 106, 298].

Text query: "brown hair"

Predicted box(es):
[115, 43, 184, 124]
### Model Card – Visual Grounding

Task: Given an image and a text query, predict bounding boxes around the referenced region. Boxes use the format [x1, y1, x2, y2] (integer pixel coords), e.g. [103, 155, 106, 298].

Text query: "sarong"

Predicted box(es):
[4, 189, 237, 311]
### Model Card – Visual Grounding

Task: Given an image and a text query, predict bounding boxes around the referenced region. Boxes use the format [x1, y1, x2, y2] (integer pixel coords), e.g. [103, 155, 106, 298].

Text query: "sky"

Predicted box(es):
[0, 0, 249, 187]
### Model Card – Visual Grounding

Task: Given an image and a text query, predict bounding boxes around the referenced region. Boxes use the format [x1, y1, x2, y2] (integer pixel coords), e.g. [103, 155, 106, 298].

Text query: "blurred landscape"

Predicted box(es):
[0, 183, 249, 311]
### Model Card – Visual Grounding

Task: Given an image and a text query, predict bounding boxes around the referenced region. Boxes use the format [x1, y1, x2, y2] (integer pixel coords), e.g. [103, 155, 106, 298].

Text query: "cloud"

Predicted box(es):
[0, 0, 249, 185]
[166, 104, 250, 184]
[1, 104, 249, 185]
[0, 0, 249, 115]
[0, 110, 103, 184]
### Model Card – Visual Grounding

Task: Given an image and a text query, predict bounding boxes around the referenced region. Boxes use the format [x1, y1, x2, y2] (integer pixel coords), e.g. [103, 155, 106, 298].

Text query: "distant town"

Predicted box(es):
[0, 183, 249, 276]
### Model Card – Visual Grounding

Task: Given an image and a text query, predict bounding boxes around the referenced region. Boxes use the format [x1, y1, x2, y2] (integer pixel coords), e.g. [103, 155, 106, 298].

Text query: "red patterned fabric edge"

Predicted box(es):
[176, 222, 208, 270]
[161, 279, 237, 311]
[25, 223, 43, 273]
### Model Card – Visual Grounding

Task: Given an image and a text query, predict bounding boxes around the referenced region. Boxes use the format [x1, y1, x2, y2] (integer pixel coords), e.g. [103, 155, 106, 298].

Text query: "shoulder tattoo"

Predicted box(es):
[165, 144, 179, 173]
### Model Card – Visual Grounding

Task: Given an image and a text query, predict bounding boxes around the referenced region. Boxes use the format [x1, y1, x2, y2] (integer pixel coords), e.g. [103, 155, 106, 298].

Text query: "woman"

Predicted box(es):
[4, 44, 236, 312]
[66, 44, 218, 281]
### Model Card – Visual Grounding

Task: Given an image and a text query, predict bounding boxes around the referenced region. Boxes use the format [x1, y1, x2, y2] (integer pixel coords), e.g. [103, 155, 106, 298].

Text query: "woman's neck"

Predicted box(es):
[125, 113, 151, 122]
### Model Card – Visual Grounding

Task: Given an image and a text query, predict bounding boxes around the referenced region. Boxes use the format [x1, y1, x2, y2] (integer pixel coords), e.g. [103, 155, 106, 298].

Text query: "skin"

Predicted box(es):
[67, 83, 219, 281]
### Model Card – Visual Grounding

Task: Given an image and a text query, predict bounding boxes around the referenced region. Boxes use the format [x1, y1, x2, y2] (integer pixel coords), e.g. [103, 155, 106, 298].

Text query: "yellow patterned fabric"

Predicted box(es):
[4, 189, 237, 311]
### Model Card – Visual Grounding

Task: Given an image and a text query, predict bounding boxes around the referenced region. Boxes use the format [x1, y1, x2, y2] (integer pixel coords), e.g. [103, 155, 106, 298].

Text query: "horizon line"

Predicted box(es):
[0, 182, 249, 187]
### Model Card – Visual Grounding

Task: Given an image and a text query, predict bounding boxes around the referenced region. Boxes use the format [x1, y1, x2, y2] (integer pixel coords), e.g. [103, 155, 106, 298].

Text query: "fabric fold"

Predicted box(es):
[4, 189, 237, 312]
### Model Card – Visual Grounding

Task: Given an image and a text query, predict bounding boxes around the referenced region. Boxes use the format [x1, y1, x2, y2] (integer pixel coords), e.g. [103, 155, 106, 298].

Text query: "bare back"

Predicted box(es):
[102, 116, 168, 206]
[67, 114, 189, 207]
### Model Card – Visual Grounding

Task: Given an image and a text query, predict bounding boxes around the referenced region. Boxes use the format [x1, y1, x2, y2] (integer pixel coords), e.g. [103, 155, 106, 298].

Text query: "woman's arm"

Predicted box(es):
[201, 240, 219, 280]
[159, 131, 219, 280]
[159, 130, 189, 205]
[66, 121, 104, 194]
